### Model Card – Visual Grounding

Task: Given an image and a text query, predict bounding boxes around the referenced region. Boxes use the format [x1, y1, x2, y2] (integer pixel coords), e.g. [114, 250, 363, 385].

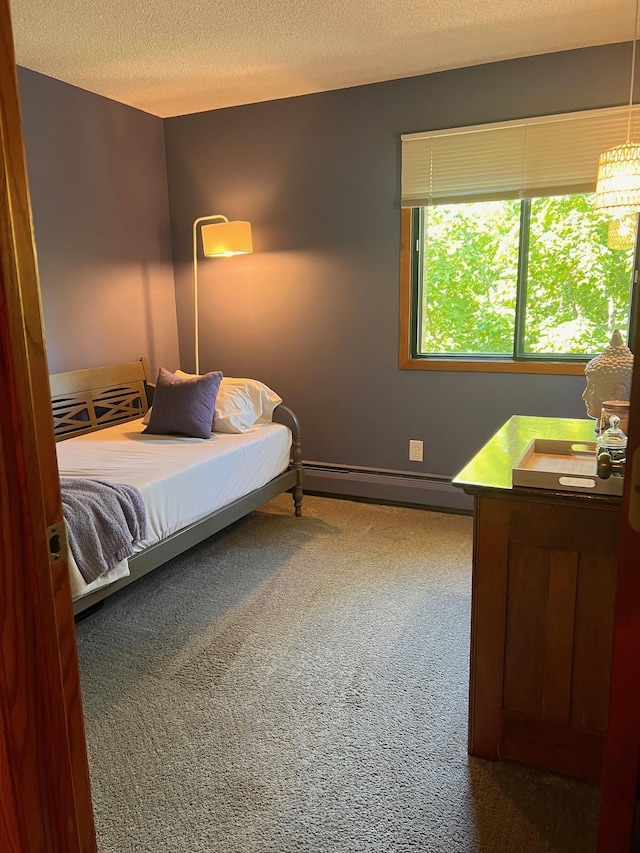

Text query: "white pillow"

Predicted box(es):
[142, 372, 283, 432]
[174, 371, 282, 433]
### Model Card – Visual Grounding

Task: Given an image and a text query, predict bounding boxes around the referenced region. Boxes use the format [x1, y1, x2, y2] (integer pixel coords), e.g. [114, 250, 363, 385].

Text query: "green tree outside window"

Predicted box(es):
[418, 194, 635, 359]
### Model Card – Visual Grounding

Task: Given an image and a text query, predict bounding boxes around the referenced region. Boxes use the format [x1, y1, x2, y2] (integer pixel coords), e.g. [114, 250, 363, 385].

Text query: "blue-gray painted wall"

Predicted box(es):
[17, 67, 179, 376]
[162, 44, 631, 508]
[16, 45, 633, 510]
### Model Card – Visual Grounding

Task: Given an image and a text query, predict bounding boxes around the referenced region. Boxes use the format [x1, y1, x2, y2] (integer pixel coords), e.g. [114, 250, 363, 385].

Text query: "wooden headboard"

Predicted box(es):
[49, 357, 153, 440]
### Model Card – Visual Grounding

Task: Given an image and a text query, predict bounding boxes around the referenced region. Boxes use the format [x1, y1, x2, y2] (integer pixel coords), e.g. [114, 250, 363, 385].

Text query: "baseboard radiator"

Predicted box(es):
[302, 461, 473, 514]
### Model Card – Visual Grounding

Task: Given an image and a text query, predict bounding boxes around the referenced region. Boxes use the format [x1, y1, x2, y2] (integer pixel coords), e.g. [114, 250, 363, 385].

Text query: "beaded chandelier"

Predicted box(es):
[595, 142, 640, 218]
[607, 211, 638, 249]
[595, 0, 640, 217]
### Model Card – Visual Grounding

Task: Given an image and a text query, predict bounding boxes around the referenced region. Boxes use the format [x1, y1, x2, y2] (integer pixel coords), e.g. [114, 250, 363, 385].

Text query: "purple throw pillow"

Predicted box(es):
[143, 367, 223, 439]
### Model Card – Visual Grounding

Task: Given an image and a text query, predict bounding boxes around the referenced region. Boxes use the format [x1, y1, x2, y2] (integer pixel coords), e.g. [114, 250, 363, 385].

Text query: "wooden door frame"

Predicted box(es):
[3, 0, 640, 844]
[597, 256, 640, 848]
[0, 0, 97, 849]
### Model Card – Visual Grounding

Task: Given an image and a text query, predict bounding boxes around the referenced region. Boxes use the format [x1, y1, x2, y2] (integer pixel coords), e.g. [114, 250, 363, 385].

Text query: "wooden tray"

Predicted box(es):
[512, 438, 623, 496]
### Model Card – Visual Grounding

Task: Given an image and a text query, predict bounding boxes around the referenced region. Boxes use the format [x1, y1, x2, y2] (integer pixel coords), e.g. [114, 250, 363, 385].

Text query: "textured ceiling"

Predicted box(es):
[8, 0, 636, 118]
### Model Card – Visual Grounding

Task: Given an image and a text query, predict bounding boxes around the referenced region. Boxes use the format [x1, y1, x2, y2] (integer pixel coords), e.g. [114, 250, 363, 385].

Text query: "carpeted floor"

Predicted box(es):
[76, 494, 601, 853]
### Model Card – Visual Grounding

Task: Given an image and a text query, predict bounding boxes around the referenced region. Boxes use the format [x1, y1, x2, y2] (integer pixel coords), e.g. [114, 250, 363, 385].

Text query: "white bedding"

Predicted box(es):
[57, 418, 292, 600]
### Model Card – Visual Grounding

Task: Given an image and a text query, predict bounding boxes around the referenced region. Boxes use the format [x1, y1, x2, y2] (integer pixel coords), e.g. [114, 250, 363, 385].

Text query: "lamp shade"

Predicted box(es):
[201, 220, 252, 257]
[594, 141, 640, 217]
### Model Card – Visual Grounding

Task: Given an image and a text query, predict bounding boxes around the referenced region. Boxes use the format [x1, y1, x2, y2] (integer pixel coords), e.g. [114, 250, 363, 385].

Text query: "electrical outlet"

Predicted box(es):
[409, 439, 423, 462]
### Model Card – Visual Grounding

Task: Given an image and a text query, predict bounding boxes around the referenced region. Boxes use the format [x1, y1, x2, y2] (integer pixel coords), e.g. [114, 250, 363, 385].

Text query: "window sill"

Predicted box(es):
[399, 356, 587, 375]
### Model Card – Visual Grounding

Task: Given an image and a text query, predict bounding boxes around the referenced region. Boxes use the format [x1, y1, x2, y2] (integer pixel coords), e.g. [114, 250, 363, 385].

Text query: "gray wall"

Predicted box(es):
[17, 68, 179, 376]
[163, 44, 631, 510]
[16, 47, 631, 511]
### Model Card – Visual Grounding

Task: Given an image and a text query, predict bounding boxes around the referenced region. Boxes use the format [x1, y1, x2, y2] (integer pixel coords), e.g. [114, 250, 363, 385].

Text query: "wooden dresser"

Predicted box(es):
[453, 416, 621, 782]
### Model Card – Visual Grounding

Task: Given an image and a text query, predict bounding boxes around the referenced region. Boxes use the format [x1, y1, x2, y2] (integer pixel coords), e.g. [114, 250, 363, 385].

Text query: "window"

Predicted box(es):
[415, 193, 634, 359]
[399, 109, 639, 373]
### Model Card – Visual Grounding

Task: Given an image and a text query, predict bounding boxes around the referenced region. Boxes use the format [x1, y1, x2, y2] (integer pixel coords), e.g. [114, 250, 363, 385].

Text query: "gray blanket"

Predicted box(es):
[60, 477, 148, 584]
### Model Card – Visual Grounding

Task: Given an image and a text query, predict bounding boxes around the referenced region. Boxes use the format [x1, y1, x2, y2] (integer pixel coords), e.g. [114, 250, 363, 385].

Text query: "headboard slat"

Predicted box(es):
[50, 358, 153, 440]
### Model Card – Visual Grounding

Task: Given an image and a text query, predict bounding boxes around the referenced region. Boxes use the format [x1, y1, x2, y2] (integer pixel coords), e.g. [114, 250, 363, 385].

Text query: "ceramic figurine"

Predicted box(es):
[582, 330, 634, 426]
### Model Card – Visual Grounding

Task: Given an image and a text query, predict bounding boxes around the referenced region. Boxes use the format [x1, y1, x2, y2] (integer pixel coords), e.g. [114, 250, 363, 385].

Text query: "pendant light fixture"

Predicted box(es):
[595, 0, 640, 218]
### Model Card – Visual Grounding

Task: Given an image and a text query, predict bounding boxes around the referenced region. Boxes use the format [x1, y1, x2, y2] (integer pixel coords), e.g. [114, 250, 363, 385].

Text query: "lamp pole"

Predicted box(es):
[192, 214, 228, 375]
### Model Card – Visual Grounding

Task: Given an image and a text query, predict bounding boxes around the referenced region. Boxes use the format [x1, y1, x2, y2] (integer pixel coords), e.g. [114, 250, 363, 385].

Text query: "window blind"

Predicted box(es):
[401, 106, 640, 207]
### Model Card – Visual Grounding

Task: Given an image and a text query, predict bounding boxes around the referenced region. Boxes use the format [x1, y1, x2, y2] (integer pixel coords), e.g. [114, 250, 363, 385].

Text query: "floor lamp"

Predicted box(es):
[192, 214, 252, 374]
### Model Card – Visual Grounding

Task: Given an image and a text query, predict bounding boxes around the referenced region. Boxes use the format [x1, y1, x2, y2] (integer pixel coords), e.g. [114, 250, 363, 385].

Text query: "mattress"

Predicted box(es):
[57, 418, 292, 600]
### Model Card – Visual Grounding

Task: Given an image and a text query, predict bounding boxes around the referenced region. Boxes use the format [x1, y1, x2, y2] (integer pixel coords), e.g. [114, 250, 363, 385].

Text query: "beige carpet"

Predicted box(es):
[76, 494, 600, 852]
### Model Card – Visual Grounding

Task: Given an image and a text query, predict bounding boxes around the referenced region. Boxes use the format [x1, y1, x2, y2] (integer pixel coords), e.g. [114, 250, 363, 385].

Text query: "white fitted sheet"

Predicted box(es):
[57, 418, 292, 600]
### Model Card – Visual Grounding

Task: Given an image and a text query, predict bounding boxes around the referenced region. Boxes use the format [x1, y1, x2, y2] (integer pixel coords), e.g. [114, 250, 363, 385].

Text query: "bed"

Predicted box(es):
[50, 358, 304, 615]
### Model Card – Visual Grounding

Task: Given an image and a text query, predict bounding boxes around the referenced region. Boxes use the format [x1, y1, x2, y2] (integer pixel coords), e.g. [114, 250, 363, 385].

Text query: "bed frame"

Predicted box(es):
[49, 358, 304, 615]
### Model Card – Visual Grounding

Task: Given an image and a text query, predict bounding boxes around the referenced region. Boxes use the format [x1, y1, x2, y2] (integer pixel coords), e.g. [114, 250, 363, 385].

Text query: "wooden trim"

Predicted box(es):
[468, 495, 510, 759]
[400, 357, 587, 375]
[571, 553, 617, 734]
[398, 207, 413, 368]
[503, 543, 549, 718]
[597, 211, 640, 852]
[501, 710, 604, 783]
[398, 208, 587, 376]
[542, 551, 578, 725]
[0, 0, 96, 848]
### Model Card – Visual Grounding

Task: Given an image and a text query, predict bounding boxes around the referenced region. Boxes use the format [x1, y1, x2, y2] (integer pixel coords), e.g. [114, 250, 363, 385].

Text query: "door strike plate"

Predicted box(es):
[47, 521, 68, 566]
